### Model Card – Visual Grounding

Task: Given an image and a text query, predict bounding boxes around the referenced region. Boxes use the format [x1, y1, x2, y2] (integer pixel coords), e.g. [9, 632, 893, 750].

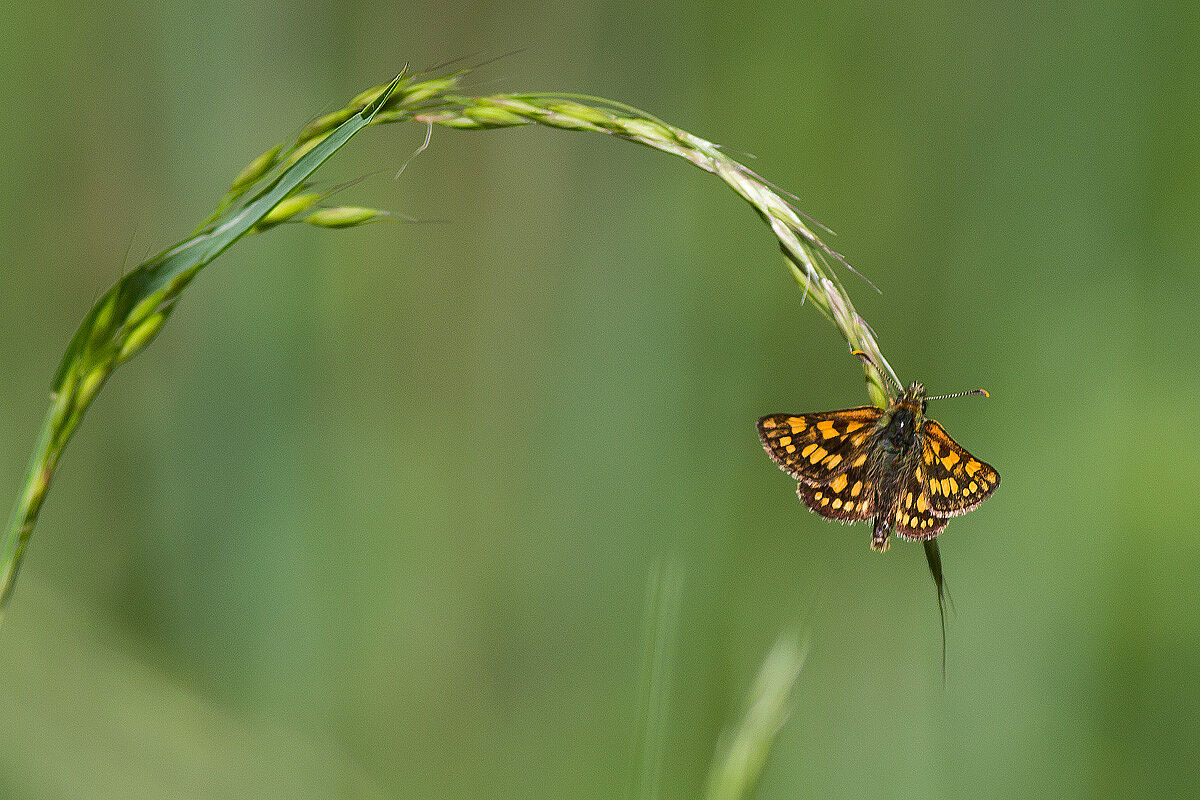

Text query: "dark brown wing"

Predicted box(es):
[797, 471, 875, 522]
[918, 420, 1000, 517]
[757, 407, 882, 486]
[892, 468, 949, 541]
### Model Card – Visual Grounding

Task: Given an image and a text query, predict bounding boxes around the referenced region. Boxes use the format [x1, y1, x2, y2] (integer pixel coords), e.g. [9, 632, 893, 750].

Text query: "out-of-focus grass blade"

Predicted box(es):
[703, 628, 808, 800]
[630, 559, 681, 800]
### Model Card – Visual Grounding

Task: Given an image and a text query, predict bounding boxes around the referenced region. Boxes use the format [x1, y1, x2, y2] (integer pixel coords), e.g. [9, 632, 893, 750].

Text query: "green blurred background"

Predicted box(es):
[1, 1, 1198, 797]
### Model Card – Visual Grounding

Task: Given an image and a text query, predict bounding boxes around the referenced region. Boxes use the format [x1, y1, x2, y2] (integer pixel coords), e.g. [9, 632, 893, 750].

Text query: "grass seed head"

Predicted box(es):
[305, 206, 386, 228]
[231, 145, 283, 191]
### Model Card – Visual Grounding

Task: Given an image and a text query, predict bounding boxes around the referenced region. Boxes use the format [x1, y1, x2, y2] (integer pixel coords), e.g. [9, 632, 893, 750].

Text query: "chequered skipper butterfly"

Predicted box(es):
[757, 381, 999, 552]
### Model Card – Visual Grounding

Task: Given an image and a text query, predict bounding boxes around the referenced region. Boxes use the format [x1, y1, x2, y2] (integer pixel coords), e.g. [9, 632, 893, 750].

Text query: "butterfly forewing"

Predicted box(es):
[757, 407, 882, 486]
[918, 420, 1000, 517]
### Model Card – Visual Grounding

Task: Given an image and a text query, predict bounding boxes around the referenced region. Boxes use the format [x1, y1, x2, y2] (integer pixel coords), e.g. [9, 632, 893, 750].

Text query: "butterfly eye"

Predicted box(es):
[921, 401, 928, 413]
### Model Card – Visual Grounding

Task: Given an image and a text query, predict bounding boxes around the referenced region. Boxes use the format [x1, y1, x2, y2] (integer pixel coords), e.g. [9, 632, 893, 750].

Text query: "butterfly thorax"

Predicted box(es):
[865, 385, 928, 549]
[870, 384, 926, 463]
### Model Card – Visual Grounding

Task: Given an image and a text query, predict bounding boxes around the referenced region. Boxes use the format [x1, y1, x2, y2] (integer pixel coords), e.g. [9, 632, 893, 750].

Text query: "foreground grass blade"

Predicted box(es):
[630, 560, 682, 800]
[703, 629, 808, 800]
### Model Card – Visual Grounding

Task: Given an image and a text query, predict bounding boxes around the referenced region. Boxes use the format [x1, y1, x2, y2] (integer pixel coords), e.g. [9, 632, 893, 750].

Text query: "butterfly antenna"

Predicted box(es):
[850, 349, 902, 394]
[925, 389, 989, 402]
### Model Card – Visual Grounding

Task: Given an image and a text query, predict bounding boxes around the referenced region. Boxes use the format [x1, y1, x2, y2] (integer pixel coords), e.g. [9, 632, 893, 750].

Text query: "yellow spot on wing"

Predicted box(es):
[949, 477, 959, 494]
[941, 451, 960, 469]
[824, 453, 843, 469]
[844, 501, 854, 511]
[832, 498, 842, 509]
[969, 481, 978, 493]
[787, 417, 807, 432]
[905, 493, 913, 509]
[851, 480, 862, 497]
[845, 421, 863, 433]
[941, 478, 952, 496]
[852, 453, 867, 468]
[965, 460, 981, 476]
[917, 494, 927, 512]
[830, 474, 848, 493]
[801, 443, 818, 458]
[785, 445, 795, 453]
[778, 436, 792, 447]
[809, 447, 827, 464]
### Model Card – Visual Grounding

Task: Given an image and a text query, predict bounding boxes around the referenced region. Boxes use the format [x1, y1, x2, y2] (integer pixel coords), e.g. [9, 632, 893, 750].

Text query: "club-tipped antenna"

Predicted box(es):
[850, 349, 902, 394]
[925, 389, 989, 402]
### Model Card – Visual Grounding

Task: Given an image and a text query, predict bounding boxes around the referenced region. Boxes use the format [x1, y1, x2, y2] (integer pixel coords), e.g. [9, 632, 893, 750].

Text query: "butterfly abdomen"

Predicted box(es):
[871, 515, 891, 552]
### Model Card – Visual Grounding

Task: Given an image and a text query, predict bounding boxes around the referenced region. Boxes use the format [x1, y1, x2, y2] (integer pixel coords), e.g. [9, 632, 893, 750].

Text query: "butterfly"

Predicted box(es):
[757, 381, 999, 552]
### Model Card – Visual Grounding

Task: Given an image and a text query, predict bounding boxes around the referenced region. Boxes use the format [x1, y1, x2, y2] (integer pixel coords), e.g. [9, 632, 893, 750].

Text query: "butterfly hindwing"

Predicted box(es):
[797, 472, 874, 521]
[892, 468, 948, 541]
[757, 407, 882, 486]
[918, 420, 1000, 517]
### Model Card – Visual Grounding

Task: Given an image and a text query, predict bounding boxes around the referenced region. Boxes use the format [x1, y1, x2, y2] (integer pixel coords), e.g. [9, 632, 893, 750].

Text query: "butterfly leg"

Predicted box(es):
[871, 517, 891, 552]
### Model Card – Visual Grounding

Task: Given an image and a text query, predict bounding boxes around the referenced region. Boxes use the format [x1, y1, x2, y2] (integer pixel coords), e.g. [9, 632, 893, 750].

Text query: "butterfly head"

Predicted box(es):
[886, 382, 989, 439]
[896, 381, 927, 408]
[883, 382, 927, 444]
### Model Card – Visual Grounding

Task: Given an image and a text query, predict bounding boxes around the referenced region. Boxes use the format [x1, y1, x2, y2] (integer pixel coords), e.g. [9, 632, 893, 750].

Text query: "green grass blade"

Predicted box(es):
[703, 629, 808, 800]
[0, 76, 403, 616]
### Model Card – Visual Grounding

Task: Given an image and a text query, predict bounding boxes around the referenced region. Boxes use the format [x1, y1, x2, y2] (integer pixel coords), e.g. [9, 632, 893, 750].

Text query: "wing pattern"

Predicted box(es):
[757, 407, 882, 486]
[918, 420, 1000, 517]
[797, 473, 875, 522]
[892, 465, 949, 541]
